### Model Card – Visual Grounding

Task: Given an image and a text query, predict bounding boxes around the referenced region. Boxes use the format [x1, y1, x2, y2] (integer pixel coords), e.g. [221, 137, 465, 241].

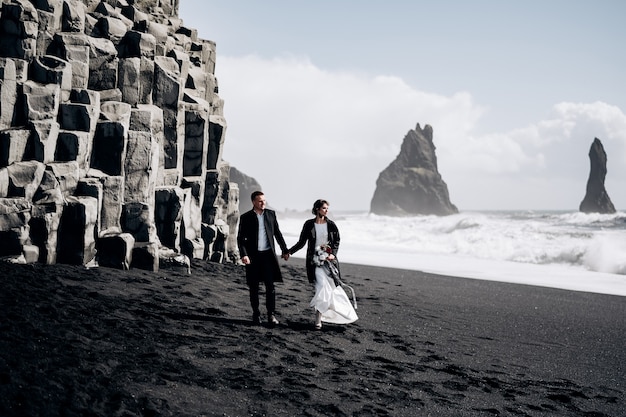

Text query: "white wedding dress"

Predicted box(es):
[310, 223, 358, 324]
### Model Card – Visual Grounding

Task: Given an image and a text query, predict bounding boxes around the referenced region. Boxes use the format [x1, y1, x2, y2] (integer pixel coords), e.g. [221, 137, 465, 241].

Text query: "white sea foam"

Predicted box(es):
[279, 210, 626, 296]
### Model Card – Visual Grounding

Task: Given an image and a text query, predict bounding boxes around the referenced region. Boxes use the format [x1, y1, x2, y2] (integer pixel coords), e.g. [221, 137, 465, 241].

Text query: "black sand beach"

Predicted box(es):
[0, 258, 623, 416]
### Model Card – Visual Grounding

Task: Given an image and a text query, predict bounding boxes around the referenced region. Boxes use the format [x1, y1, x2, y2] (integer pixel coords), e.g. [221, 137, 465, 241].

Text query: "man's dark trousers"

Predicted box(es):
[248, 250, 277, 318]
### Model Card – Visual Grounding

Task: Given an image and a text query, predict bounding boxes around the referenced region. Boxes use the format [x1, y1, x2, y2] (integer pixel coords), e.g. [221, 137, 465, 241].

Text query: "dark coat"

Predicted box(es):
[288, 218, 341, 284]
[237, 208, 288, 285]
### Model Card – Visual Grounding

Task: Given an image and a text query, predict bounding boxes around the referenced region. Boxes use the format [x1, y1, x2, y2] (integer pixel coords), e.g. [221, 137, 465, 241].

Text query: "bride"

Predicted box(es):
[286, 199, 358, 329]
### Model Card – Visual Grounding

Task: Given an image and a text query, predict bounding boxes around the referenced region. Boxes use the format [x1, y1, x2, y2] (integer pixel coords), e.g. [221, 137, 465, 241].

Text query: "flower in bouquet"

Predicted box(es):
[313, 244, 332, 266]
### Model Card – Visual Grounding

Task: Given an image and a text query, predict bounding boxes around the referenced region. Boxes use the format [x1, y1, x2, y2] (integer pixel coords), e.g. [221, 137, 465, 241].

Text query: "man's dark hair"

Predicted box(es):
[251, 191, 264, 201]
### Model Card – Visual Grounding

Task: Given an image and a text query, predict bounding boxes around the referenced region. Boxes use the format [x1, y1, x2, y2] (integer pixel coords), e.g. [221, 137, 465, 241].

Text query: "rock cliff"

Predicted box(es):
[0, 0, 238, 269]
[579, 137, 616, 214]
[370, 123, 458, 216]
[229, 166, 262, 214]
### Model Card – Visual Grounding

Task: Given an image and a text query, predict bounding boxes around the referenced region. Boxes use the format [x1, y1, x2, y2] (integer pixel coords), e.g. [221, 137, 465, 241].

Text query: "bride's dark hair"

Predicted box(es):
[312, 199, 330, 215]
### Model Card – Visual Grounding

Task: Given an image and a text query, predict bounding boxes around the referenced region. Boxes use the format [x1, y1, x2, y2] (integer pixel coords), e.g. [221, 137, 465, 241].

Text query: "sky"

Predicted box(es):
[179, 1, 626, 212]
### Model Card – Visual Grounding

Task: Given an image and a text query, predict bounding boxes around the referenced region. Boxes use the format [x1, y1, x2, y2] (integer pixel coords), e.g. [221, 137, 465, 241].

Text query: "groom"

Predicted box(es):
[237, 191, 290, 326]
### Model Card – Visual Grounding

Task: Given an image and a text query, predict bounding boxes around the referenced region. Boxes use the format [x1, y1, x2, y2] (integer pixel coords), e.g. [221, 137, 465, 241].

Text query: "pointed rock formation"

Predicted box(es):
[579, 138, 616, 214]
[370, 123, 458, 216]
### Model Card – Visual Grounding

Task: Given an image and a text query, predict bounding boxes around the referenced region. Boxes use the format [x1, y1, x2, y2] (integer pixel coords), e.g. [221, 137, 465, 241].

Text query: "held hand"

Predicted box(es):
[281, 253, 290, 261]
[327, 254, 335, 261]
[241, 256, 250, 265]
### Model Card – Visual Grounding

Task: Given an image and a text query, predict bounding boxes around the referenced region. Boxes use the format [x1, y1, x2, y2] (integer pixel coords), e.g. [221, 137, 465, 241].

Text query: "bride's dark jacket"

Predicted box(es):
[288, 218, 340, 284]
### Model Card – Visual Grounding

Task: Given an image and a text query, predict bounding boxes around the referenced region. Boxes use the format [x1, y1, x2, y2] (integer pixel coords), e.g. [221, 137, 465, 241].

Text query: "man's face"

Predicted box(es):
[252, 195, 266, 212]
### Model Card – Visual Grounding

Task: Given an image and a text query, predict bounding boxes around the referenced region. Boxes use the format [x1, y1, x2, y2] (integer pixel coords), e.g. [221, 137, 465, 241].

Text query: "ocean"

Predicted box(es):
[279, 210, 626, 296]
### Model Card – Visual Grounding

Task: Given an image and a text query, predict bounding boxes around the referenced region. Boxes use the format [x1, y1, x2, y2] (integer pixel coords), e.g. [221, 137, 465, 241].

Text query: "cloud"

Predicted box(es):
[216, 54, 626, 211]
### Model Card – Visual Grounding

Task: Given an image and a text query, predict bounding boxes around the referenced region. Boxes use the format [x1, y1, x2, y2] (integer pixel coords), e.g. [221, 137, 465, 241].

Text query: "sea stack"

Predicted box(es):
[579, 138, 616, 214]
[370, 123, 458, 216]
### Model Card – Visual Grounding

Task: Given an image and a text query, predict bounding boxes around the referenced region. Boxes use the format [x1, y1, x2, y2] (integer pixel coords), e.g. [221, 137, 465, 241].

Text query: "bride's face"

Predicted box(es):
[317, 204, 329, 217]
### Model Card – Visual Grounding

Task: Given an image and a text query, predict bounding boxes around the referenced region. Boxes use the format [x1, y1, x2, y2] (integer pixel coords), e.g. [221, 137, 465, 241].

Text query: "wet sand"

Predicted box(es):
[0, 258, 623, 416]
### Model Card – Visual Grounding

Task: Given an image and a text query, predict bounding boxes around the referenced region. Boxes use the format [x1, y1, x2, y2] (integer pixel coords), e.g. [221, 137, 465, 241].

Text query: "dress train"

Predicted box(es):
[310, 266, 358, 324]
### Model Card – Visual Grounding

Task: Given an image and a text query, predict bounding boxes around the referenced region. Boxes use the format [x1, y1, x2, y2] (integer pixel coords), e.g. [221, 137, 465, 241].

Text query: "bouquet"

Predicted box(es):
[312, 244, 333, 266]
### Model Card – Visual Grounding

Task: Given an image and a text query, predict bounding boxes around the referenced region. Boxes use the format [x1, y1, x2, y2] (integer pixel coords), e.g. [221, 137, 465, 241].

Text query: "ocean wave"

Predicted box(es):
[281, 210, 626, 277]
[582, 233, 626, 274]
[335, 210, 626, 276]
[555, 211, 626, 228]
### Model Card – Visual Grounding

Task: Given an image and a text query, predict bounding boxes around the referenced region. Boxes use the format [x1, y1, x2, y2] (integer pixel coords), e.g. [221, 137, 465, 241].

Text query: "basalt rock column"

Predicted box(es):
[153, 56, 183, 174]
[56, 196, 98, 265]
[0, 58, 17, 129]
